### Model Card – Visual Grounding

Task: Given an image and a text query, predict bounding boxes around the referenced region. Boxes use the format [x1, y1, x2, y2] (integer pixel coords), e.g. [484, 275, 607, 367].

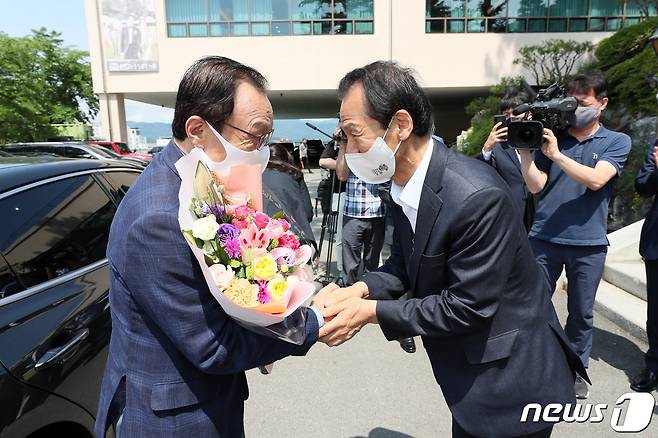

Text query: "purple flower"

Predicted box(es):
[257, 281, 270, 304]
[217, 223, 239, 243]
[209, 204, 225, 222]
[223, 238, 241, 259]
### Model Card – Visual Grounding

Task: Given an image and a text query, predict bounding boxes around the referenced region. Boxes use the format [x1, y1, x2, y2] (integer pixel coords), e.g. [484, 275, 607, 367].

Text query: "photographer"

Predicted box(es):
[479, 94, 534, 230]
[519, 70, 631, 400]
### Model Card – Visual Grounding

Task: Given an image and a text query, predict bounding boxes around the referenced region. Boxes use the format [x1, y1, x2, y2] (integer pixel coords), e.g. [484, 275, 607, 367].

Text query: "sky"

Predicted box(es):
[0, 0, 336, 141]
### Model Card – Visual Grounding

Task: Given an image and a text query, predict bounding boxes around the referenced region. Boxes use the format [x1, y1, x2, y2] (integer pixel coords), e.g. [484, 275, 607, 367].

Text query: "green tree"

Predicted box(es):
[593, 16, 658, 118]
[460, 76, 524, 156]
[0, 28, 97, 144]
[513, 39, 594, 86]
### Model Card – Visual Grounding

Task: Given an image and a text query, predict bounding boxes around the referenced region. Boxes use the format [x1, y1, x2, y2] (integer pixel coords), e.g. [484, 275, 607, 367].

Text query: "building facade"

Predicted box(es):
[85, 0, 654, 142]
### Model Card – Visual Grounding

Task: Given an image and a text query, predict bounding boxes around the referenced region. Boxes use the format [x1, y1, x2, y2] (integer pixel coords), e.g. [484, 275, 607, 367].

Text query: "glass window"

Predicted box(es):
[355, 21, 373, 34]
[508, 0, 548, 17]
[293, 0, 323, 19]
[0, 176, 116, 291]
[103, 171, 140, 205]
[252, 22, 271, 35]
[508, 18, 527, 32]
[426, 0, 466, 18]
[606, 17, 621, 30]
[548, 18, 567, 31]
[569, 17, 587, 31]
[623, 17, 641, 27]
[549, 0, 587, 16]
[426, 19, 446, 32]
[166, 0, 207, 22]
[467, 18, 486, 32]
[210, 23, 230, 36]
[189, 23, 209, 36]
[589, 0, 622, 16]
[272, 22, 292, 35]
[469, 0, 507, 18]
[231, 22, 250, 36]
[346, 0, 373, 19]
[64, 147, 93, 159]
[625, 4, 657, 15]
[168, 24, 187, 37]
[528, 18, 547, 31]
[0, 256, 21, 299]
[589, 17, 605, 31]
[293, 22, 313, 34]
[448, 19, 466, 32]
[115, 142, 131, 154]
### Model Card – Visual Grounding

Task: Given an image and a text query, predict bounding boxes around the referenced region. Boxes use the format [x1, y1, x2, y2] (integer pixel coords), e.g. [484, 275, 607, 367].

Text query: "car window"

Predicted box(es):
[103, 171, 139, 204]
[116, 143, 131, 154]
[0, 256, 20, 299]
[0, 175, 116, 294]
[64, 147, 93, 159]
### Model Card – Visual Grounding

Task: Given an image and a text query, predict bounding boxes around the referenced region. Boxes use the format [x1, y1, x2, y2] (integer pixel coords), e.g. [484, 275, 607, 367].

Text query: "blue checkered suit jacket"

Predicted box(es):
[94, 141, 318, 437]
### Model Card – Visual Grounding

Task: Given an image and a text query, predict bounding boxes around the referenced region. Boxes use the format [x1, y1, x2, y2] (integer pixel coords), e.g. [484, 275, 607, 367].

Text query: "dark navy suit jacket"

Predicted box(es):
[363, 139, 586, 437]
[95, 142, 318, 437]
[636, 141, 658, 260]
[477, 142, 530, 223]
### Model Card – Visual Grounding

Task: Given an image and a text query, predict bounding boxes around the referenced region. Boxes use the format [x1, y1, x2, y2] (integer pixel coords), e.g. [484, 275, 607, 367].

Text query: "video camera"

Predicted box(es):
[507, 83, 578, 150]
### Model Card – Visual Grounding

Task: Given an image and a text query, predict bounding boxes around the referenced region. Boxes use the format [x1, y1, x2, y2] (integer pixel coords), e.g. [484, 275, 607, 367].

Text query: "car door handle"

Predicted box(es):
[35, 329, 89, 371]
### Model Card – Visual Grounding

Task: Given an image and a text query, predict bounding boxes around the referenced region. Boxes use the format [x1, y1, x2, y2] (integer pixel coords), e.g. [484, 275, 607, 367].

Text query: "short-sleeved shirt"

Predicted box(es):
[530, 124, 631, 246]
[343, 173, 385, 218]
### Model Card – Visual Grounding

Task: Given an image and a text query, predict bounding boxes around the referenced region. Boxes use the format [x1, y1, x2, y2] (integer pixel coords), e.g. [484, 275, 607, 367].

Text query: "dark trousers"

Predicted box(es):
[645, 259, 658, 372]
[342, 216, 385, 286]
[529, 238, 607, 368]
[452, 418, 553, 438]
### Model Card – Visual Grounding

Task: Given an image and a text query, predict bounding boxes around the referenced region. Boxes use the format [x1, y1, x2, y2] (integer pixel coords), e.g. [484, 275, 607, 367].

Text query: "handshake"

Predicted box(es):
[310, 281, 378, 347]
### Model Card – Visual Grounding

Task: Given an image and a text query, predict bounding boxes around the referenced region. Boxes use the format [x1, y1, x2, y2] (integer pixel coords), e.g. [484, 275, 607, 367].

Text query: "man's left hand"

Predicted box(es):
[540, 128, 561, 161]
[652, 145, 658, 167]
[318, 297, 377, 347]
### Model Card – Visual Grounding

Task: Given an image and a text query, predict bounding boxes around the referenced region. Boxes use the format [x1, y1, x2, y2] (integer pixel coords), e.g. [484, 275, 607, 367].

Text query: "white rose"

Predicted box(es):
[192, 215, 219, 241]
[208, 264, 234, 290]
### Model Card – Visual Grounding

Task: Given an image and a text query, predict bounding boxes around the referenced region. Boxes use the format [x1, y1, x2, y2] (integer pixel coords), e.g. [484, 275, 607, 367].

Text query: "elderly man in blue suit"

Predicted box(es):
[95, 57, 325, 437]
[314, 61, 586, 438]
[631, 141, 658, 392]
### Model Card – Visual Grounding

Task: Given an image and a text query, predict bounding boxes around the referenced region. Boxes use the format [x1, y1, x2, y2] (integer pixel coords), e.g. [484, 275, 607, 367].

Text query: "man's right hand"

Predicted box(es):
[483, 122, 508, 153]
[312, 281, 369, 311]
[652, 145, 658, 167]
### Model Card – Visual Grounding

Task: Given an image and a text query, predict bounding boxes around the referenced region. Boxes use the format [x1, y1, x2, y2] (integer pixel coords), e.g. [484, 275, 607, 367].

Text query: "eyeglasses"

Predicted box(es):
[224, 122, 274, 150]
[335, 128, 348, 143]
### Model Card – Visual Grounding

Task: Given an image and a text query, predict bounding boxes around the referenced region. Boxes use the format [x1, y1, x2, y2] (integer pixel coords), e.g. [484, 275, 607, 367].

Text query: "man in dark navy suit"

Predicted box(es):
[314, 61, 586, 438]
[95, 57, 324, 437]
[478, 95, 534, 230]
[631, 141, 658, 392]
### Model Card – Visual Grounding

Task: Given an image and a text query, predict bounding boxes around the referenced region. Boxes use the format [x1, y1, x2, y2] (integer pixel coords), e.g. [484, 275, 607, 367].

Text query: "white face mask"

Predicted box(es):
[344, 124, 401, 184]
[197, 121, 270, 176]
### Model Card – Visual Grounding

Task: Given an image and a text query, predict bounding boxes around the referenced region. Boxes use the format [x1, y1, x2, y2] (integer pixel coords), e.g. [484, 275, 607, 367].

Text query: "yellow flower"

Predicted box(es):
[223, 278, 258, 307]
[267, 275, 289, 302]
[252, 254, 278, 281]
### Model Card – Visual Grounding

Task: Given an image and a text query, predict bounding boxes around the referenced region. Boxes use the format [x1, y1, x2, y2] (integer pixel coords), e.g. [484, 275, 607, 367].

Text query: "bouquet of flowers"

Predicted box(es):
[175, 148, 316, 343]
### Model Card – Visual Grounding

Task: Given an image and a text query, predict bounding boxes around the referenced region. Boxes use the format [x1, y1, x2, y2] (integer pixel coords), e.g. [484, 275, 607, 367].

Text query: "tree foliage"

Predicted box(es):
[0, 28, 97, 144]
[513, 39, 594, 86]
[593, 16, 658, 118]
[460, 76, 525, 156]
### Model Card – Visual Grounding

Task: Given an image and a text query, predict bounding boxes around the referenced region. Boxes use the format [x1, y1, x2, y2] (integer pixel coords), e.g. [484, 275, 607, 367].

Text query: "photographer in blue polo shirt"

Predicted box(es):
[519, 70, 631, 400]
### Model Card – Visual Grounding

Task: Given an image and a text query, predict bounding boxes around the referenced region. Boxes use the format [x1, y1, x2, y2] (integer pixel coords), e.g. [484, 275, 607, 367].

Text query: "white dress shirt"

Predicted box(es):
[390, 139, 433, 232]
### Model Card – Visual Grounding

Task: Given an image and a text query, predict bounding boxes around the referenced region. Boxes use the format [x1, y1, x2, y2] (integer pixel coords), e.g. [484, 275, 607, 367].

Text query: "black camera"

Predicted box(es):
[507, 83, 577, 150]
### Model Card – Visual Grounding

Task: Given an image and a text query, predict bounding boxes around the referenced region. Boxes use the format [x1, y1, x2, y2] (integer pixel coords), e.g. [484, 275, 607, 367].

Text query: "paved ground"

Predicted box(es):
[244, 167, 658, 438]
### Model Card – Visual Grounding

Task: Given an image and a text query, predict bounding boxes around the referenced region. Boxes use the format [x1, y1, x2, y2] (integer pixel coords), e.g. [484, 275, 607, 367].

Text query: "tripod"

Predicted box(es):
[305, 122, 342, 285]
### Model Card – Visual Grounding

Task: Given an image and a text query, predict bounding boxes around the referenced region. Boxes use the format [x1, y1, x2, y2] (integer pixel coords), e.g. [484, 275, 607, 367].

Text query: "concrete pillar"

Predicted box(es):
[98, 93, 128, 142]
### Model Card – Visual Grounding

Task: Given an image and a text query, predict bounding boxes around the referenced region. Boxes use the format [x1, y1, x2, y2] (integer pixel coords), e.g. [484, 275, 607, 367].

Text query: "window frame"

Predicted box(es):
[0, 167, 141, 307]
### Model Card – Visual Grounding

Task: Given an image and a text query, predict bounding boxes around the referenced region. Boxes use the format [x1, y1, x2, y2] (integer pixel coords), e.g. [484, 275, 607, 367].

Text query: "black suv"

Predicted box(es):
[0, 156, 142, 437]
